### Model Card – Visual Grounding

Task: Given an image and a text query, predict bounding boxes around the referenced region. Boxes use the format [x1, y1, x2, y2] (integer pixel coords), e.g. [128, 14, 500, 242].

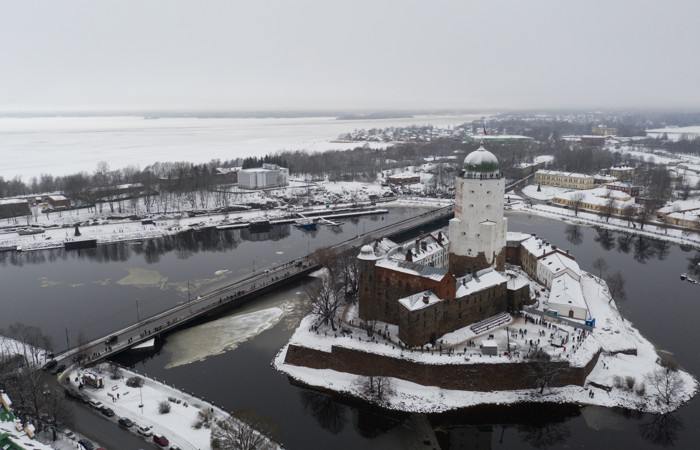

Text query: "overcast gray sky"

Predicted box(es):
[1, 0, 699, 111]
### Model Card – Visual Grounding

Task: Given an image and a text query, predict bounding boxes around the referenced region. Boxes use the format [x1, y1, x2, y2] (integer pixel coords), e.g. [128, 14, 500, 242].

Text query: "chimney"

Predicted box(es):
[415, 239, 421, 253]
[436, 231, 443, 244]
[422, 293, 430, 304]
[405, 248, 413, 262]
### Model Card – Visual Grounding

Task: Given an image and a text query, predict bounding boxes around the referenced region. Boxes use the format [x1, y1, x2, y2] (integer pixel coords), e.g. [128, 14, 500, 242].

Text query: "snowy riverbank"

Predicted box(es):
[64, 363, 281, 450]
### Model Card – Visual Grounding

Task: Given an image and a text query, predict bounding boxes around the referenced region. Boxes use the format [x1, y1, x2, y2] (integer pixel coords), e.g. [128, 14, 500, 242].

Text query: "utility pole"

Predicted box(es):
[65, 328, 70, 350]
[136, 299, 141, 322]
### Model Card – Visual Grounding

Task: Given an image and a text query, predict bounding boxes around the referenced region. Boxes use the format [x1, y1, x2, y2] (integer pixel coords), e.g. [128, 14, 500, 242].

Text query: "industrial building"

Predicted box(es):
[237, 164, 289, 189]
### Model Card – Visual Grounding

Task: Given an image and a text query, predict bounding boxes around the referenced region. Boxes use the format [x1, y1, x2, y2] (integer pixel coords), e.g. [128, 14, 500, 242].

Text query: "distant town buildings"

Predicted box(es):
[238, 164, 289, 189]
[646, 126, 700, 142]
[609, 165, 636, 181]
[592, 125, 617, 136]
[386, 172, 421, 186]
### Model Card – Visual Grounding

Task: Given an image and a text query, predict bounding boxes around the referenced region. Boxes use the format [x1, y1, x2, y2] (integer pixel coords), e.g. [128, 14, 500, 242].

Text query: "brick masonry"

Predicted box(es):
[285, 344, 600, 391]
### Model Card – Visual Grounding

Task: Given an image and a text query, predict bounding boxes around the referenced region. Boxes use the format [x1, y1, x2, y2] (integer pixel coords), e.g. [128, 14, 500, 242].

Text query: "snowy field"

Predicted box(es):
[0, 113, 484, 179]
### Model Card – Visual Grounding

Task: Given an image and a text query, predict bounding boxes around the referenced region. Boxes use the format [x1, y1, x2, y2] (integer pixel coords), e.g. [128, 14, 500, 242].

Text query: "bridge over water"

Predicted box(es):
[53, 204, 454, 366]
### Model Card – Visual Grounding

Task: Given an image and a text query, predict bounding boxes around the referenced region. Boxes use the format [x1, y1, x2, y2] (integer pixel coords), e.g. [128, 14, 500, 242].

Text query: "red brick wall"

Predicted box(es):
[285, 344, 600, 392]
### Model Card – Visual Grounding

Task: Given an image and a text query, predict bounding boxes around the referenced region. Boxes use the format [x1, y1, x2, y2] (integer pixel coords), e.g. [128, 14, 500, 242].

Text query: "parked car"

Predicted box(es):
[169, 445, 182, 450]
[118, 417, 133, 428]
[88, 400, 103, 409]
[153, 434, 170, 447]
[78, 439, 94, 450]
[50, 364, 66, 375]
[137, 425, 153, 437]
[63, 429, 76, 440]
[42, 360, 57, 371]
[100, 406, 115, 417]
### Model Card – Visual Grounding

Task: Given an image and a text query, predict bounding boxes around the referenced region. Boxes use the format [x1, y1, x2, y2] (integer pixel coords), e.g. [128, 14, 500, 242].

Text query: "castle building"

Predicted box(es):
[448, 145, 507, 275]
[357, 144, 531, 347]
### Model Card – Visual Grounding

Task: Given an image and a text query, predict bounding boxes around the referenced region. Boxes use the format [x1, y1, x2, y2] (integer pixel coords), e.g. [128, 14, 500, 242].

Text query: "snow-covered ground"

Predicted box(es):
[274, 268, 697, 414]
[510, 202, 700, 249]
[65, 364, 280, 450]
[521, 184, 573, 201]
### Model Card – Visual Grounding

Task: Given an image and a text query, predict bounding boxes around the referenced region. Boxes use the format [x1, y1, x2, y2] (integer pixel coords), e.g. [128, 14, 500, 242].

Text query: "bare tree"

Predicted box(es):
[637, 204, 654, 230]
[355, 376, 393, 404]
[592, 257, 608, 281]
[601, 196, 616, 222]
[622, 205, 636, 227]
[570, 192, 585, 216]
[527, 348, 563, 395]
[308, 278, 343, 331]
[605, 271, 626, 302]
[646, 356, 686, 413]
[211, 416, 273, 450]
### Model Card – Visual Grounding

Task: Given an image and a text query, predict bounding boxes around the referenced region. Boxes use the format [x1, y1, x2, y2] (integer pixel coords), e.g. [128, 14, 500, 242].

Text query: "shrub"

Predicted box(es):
[198, 407, 215, 428]
[193, 420, 203, 429]
[126, 376, 144, 388]
[625, 376, 636, 391]
[636, 382, 646, 397]
[613, 375, 623, 389]
[159, 400, 171, 414]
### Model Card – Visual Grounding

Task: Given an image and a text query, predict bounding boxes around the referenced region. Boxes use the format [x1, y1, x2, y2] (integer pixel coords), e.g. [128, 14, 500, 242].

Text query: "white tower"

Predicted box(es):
[448, 143, 507, 275]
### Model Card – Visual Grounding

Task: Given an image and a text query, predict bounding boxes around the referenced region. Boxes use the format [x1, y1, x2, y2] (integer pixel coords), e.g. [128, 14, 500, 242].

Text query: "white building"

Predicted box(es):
[389, 231, 449, 268]
[238, 163, 289, 189]
[536, 251, 581, 288]
[546, 272, 588, 320]
[448, 144, 507, 275]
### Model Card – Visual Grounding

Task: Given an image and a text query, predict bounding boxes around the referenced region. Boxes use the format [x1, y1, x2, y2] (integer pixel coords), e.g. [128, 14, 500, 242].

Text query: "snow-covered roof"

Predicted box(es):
[387, 172, 421, 179]
[398, 290, 443, 311]
[47, 194, 67, 201]
[375, 258, 448, 282]
[539, 252, 581, 278]
[456, 268, 507, 298]
[390, 231, 448, 264]
[520, 236, 556, 258]
[506, 231, 532, 246]
[554, 187, 637, 208]
[610, 165, 635, 171]
[536, 169, 594, 180]
[506, 272, 529, 291]
[547, 272, 587, 313]
[658, 198, 700, 215]
[0, 198, 28, 206]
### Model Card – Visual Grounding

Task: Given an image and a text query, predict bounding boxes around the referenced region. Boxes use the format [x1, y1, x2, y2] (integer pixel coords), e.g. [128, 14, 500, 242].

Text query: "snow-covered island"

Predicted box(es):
[274, 145, 698, 415]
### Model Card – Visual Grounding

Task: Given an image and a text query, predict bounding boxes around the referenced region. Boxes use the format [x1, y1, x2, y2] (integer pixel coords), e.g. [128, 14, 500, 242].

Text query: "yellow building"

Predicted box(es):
[535, 170, 596, 190]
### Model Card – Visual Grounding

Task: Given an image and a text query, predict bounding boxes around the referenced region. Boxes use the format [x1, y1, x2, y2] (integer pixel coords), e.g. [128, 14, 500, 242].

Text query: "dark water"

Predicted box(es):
[2, 209, 700, 449]
[0, 208, 424, 349]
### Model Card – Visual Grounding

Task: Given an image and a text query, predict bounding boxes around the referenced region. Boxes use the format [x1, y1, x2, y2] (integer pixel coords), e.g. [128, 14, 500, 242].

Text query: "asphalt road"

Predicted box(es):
[63, 397, 161, 450]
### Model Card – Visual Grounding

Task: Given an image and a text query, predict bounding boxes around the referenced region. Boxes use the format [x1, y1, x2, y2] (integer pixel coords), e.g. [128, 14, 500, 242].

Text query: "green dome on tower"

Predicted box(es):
[463, 143, 500, 176]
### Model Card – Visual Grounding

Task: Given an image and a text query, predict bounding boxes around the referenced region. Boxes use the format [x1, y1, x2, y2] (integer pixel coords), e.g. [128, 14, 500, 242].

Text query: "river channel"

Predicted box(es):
[2, 208, 700, 449]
